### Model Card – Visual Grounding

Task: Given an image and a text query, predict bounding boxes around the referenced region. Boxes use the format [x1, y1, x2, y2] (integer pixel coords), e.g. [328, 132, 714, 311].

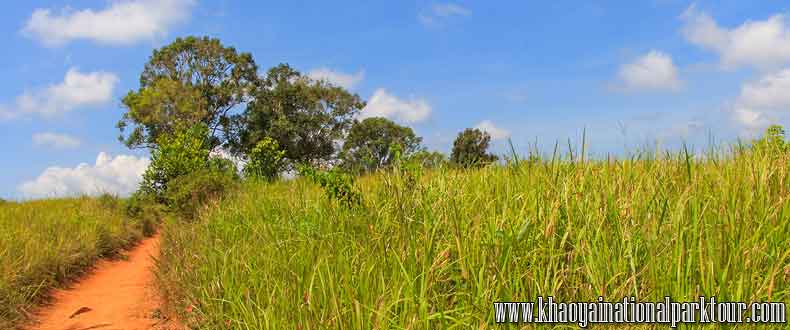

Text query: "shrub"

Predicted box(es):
[140, 124, 212, 199]
[243, 137, 286, 181]
[164, 168, 239, 220]
[208, 156, 240, 180]
[298, 165, 362, 208]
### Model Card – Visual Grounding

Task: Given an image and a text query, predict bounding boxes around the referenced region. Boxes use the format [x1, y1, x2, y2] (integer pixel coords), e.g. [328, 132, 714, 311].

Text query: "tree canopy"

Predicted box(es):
[340, 117, 423, 172]
[450, 128, 497, 167]
[235, 64, 365, 167]
[118, 36, 258, 150]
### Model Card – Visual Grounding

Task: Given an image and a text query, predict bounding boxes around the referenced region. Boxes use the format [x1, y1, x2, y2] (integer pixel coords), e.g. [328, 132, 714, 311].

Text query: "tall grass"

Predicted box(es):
[158, 147, 789, 329]
[0, 196, 151, 329]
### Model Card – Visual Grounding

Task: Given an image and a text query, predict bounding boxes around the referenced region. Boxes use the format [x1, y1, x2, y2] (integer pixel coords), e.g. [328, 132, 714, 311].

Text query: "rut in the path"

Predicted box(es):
[26, 234, 180, 330]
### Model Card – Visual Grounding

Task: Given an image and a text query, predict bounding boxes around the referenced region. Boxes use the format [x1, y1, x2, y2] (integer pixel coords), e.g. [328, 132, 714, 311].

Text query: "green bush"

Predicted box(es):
[140, 124, 212, 199]
[298, 165, 362, 208]
[243, 137, 285, 181]
[164, 168, 239, 220]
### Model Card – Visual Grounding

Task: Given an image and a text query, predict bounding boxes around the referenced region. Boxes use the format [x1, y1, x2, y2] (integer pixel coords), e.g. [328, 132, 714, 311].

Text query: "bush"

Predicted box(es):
[298, 165, 362, 208]
[164, 168, 239, 220]
[208, 156, 240, 179]
[243, 137, 285, 181]
[140, 124, 212, 199]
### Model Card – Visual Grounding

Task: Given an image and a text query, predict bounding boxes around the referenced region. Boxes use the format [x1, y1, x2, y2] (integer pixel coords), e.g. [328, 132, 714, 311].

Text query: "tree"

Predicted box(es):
[118, 36, 258, 150]
[244, 137, 286, 181]
[450, 128, 497, 167]
[235, 64, 365, 167]
[140, 124, 212, 198]
[340, 117, 423, 172]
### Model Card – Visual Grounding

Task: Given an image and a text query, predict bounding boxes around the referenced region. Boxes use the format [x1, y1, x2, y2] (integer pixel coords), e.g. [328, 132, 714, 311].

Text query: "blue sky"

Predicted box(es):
[2, 0, 790, 199]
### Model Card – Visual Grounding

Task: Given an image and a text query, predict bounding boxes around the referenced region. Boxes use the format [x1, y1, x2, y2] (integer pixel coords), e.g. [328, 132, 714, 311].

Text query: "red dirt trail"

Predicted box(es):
[26, 235, 181, 330]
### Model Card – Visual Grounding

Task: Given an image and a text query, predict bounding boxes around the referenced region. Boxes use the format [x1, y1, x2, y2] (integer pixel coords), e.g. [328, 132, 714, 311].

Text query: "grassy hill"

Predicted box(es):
[156, 148, 790, 329]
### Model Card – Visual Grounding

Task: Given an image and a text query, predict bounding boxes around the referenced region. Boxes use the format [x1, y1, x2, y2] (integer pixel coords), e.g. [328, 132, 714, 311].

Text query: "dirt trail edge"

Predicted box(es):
[27, 234, 181, 330]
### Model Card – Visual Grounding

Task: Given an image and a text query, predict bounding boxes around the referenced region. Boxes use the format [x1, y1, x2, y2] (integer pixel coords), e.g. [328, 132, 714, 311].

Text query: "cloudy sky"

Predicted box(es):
[2, 0, 790, 199]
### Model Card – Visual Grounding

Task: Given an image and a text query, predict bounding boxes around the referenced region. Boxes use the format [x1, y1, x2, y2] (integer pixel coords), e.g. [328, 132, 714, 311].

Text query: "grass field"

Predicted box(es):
[0, 196, 153, 329]
[156, 147, 790, 329]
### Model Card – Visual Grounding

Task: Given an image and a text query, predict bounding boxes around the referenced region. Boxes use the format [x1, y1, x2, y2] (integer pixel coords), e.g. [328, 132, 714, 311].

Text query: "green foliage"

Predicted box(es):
[140, 124, 212, 199]
[243, 137, 286, 181]
[164, 168, 239, 220]
[406, 150, 448, 169]
[208, 157, 240, 180]
[752, 124, 787, 155]
[340, 117, 423, 173]
[118, 36, 258, 150]
[450, 128, 498, 167]
[236, 64, 365, 167]
[298, 165, 362, 208]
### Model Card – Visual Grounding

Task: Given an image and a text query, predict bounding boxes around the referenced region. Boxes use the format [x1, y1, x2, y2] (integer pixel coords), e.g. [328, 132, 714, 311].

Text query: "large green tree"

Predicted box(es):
[118, 36, 258, 150]
[340, 117, 423, 172]
[236, 64, 364, 166]
[450, 128, 497, 167]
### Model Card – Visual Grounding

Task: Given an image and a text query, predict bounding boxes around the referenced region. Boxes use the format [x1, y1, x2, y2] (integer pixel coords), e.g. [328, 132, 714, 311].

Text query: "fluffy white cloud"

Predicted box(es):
[32, 132, 81, 149]
[308, 68, 364, 89]
[681, 5, 790, 69]
[17, 68, 118, 117]
[419, 3, 471, 26]
[18, 152, 150, 198]
[360, 89, 432, 123]
[731, 69, 790, 129]
[474, 120, 511, 140]
[22, 0, 194, 46]
[617, 51, 682, 91]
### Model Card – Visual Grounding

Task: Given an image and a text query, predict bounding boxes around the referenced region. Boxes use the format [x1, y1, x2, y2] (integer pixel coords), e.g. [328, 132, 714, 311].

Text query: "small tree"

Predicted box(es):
[450, 128, 497, 167]
[140, 124, 211, 198]
[244, 137, 286, 181]
[340, 117, 423, 173]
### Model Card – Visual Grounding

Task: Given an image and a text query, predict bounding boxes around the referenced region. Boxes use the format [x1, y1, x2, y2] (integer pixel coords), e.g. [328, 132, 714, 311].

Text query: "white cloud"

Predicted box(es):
[360, 89, 432, 123]
[16, 68, 118, 117]
[617, 51, 682, 91]
[32, 132, 81, 149]
[308, 68, 364, 89]
[22, 0, 194, 46]
[419, 3, 471, 26]
[681, 5, 790, 69]
[18, 152, 150, 198]
[474, 120, 511, 140]
[731, 68, 790, 130]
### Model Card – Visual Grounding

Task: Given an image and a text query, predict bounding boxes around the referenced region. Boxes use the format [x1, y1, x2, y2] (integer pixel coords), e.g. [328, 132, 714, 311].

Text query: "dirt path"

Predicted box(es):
[26, 235, 180, 330]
